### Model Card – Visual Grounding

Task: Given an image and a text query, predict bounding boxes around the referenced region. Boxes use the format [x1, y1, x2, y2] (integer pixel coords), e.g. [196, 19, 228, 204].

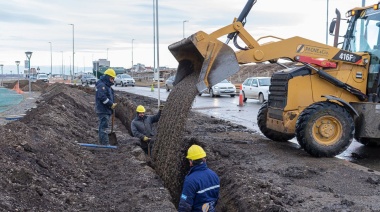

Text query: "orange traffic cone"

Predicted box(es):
[238, 84, 243, 107]
[12, 82, 24, 94]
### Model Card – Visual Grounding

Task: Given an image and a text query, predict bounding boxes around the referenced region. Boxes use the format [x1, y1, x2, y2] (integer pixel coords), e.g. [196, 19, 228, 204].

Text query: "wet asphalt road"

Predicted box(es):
[113, 85, 380, 173]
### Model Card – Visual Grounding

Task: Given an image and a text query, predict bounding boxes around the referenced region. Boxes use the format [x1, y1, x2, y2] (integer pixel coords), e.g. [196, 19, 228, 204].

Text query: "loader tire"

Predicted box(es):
[257, 101, 295, 142]
[295, 102, 354, 157]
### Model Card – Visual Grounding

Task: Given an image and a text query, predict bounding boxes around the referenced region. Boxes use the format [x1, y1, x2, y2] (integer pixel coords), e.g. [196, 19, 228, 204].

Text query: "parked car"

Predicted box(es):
[36, 74, 49, 83]
[199, 79, 236, 97]
[165, 75, 175, 91]
[81, 74, 97, 85]
[114, 74, 135, 87]
[241, 77, 271, 103]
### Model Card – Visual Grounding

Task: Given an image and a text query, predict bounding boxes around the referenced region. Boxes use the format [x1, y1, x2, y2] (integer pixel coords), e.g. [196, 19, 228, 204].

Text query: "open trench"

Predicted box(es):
[114, 64, 203, 206]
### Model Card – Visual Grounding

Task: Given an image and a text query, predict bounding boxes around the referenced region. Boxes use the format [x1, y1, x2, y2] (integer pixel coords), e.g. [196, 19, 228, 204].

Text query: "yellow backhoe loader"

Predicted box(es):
[169, 0, 380, 157]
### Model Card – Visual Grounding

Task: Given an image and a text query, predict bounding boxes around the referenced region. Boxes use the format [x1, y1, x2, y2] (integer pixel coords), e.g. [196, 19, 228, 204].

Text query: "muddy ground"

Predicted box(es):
[0, 65, 380, 211]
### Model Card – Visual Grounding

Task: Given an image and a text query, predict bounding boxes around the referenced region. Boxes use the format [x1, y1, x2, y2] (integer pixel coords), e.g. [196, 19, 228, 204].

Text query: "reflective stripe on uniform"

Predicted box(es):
[196, 185, 220, 194]
[103, 98, 110, 104]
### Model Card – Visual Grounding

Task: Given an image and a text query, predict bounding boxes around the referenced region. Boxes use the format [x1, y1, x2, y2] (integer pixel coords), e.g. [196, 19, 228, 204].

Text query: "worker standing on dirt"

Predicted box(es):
[131, 104, 163, 155]
[95, 68, 117, 145]
[178, 145, 220, 212]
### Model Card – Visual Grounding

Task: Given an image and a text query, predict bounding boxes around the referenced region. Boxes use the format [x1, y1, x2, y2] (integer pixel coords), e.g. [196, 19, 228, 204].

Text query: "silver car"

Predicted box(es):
[81, 74, 97, 85]
[199, 79, 236, 97]
[242, 77, 271, 103]
[165, 76, 175, 91]
[115, 74, 135, 87]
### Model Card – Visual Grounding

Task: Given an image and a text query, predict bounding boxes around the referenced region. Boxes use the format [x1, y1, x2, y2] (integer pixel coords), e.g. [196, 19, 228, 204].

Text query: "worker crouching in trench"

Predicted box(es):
[131, 105, 163, 156]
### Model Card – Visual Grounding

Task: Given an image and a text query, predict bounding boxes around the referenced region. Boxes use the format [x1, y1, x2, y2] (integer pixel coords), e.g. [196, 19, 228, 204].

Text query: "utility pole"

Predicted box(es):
[49, 42, 53, 76]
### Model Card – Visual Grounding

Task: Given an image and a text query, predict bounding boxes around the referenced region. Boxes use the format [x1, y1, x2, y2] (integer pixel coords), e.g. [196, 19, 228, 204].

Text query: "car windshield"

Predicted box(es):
[258, 78, 271, 86]
[121, 75, 132, 78]
[86, 75, 95, 78]
[38, 74, 47, 78]
[220, 79, 230, 83]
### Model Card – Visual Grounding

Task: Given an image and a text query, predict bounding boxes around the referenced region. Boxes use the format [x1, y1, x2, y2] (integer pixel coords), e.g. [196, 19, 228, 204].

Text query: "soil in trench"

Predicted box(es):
[0, 83, 380, 211]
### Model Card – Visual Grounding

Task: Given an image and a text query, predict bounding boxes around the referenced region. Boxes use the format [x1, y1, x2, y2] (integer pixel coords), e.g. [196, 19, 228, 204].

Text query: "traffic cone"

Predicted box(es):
[151, 84, 154, 92]
[12, 82, 24, 94]
[238, 84, 243, 107]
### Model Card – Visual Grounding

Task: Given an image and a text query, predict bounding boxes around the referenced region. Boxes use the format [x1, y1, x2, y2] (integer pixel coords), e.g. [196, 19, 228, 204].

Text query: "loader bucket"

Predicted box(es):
[168, 31, 239, 93]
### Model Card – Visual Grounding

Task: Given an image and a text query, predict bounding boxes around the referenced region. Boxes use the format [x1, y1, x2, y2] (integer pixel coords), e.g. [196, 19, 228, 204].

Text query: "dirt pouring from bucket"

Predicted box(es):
[0, 82, 380, 211]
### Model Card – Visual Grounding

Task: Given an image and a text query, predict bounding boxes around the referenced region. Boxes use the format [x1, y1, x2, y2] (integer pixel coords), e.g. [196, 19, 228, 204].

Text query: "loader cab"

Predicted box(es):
[336, 4, 380, 101]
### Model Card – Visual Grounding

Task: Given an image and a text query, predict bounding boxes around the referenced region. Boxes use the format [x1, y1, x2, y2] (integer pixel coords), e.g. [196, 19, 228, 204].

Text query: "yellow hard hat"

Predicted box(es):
[186, 145, 206, 160]
[104, 68, 116, 78]
[136, 105, 146, 113]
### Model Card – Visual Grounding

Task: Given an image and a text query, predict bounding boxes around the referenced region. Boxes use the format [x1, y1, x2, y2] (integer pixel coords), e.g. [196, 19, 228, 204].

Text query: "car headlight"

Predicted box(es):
[213, 86, 219, 89]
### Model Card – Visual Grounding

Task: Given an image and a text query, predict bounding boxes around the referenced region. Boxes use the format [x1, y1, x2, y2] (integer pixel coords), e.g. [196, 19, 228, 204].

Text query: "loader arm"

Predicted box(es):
[168, 0, 368, 101]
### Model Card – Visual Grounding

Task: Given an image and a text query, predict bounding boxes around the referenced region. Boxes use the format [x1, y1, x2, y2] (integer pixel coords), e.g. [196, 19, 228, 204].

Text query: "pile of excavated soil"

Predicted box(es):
[3, 79, 49, 92]
[1, 82, 380, 211]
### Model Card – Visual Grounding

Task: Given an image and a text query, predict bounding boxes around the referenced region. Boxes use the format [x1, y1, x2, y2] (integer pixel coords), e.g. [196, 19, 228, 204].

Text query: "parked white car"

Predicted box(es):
[242, 77, 271, 103]
[199, 79, 236, 97]
[36, 74, 49, 83]
[114, 74, 135, 87]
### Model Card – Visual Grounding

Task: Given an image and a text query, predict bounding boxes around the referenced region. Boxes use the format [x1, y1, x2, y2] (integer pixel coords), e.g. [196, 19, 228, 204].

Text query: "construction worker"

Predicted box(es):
[131, 104, 163, 155]
[95, 68, 117, 145]
[178, 145, 220, 212]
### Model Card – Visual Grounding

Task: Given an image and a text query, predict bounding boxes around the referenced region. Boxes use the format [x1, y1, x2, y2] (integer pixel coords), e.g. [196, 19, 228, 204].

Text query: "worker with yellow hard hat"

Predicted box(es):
[95, 68, 117, 145]
[130, 104, 164, 155]
[178, 145, 220, 212]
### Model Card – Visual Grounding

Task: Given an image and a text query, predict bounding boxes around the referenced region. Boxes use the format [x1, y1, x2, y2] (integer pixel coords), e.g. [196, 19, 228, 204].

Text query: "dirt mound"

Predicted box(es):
[3, 80, 49, 92]
[0, 84, 175, 211]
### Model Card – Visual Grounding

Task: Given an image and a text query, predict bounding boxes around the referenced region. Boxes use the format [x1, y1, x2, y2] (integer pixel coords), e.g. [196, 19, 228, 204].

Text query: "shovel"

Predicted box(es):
[108, 109, 118, 145]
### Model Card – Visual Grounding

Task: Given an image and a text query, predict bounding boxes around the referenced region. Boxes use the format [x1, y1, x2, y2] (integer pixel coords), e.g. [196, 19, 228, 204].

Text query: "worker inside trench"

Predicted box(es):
[113, 92, 223, 208]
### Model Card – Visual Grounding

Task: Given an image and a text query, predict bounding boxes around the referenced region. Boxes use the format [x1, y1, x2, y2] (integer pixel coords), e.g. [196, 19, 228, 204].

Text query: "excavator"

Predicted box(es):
[168, 0, 380, 157]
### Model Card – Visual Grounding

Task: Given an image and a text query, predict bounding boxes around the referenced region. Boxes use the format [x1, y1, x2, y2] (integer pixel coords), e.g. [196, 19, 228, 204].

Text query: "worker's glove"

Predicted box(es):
[143, 136, 150, 142]
[111, 103, 117, 109]
[159, 104, 164, 111]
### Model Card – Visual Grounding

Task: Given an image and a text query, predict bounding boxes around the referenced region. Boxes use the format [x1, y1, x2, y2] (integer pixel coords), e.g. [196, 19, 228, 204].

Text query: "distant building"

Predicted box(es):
[24, 68, 37, 78]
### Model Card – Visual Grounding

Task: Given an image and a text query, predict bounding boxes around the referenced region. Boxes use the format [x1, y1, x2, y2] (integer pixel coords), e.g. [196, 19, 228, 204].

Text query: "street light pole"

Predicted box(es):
[326, 0, 329, 45]
[131, 39, 134, 68]
[0, 64, 3, 87]
[69, 24, 74, 80]
[183, 20, 189, 38]
[49, 41, 52, 76]
[131, 39, 135, 77]
[61, 51, 64, 77]
[25, 51, 33, 93]
[15, 61, 20, 88]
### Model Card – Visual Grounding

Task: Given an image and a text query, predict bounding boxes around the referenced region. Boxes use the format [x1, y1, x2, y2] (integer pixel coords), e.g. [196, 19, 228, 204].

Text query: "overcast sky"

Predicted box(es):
[0, 0, 378, 74]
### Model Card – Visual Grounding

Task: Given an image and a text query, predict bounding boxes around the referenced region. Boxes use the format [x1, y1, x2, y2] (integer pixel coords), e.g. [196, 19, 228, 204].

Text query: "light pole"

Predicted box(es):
[0, 64, 3, 87]
[131, 39, 134, 68]
[15, 61, 20, 88]
[25, 51, 33, 93]
[69, 24, 74, 81]
[61, 51, 64, 77]
[131, 39, 135, 77]
[49, 42, 52, 77]
[183, 20, 189, 38]
[326, 0, 329, 45]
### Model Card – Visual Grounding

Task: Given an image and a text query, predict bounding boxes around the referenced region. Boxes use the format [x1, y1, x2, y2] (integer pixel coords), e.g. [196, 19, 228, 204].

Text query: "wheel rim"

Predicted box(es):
[312, 115, 342, 145]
